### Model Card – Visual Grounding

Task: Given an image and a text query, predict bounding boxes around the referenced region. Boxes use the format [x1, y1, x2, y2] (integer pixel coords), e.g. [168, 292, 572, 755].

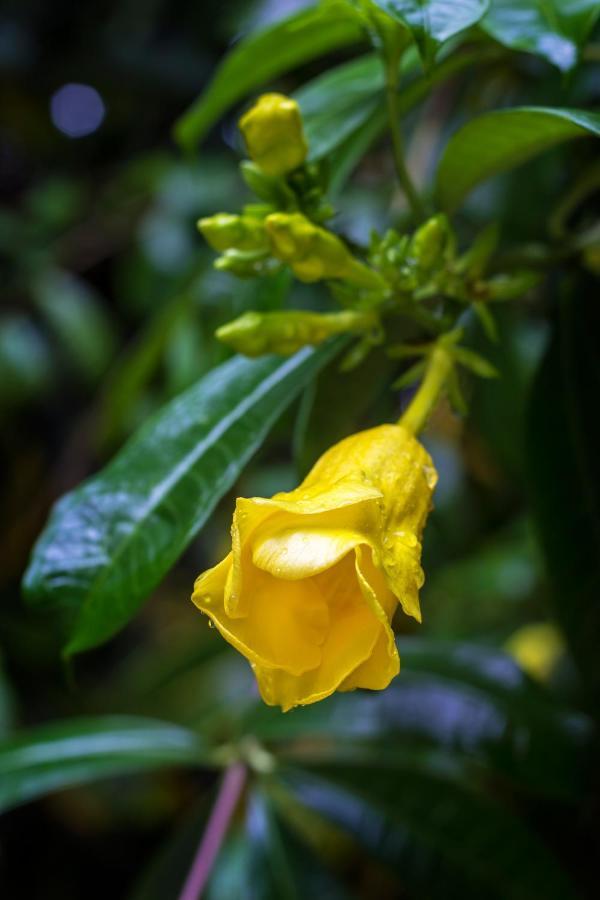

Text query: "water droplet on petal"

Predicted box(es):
[423, 464, 437, 489]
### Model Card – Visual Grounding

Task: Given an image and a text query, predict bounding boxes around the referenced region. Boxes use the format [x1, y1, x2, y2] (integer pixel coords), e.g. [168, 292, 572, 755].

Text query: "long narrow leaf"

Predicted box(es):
[0, 716, 206, 814]
[23, 342, 342, 656]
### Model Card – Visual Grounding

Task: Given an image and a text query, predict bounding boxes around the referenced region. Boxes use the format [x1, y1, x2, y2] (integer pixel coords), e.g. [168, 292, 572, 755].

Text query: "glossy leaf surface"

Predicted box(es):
[482, 0, 600, 71]
[174, 5, 363, 152]
[373, 0, 489, 61]
[437, 106, 600, 211]
[23, 343, 341, 656]
[0, 716, 205, 813]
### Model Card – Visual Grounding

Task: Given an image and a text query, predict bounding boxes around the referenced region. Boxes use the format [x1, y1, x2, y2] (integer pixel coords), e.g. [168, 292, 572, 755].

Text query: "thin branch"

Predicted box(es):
[178, 763, 247, 900]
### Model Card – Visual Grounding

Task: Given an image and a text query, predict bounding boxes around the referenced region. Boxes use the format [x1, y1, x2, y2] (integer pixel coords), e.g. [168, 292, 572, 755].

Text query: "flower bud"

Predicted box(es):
[265, 212, 384, 289]
[216, 309, 377, 357]
[410, 214, 451, 272]
[198, 213, 268, 253]
[213, 249, 269, 278]
[239, 93, 308, 178]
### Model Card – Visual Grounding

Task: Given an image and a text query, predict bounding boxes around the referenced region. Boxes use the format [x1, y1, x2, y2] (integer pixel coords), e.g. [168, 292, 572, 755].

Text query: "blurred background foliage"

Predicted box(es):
[1, 0, 599, 897]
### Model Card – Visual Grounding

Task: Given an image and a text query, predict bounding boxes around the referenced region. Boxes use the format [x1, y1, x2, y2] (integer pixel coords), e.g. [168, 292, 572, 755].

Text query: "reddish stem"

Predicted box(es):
[177, 763, 247, 900]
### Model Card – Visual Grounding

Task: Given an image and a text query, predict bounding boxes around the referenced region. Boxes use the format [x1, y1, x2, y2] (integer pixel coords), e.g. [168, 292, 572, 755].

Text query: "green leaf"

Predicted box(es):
[173, 4, 364, 153]
[452, 346, 498, 378]
[391, 358, 427, 388]
[244, 637, 591, 801]
[295, 54, 384, 162]
[206, 791, 350, 900]
[326, 42, 501, 193]
[373, 0, 489, 61]
[23, 342, 341, 656]
[281, 760, 577, 900]
[482, 0, 600, 71]
[0, 716, 206, 813]
[32, 268, 117, 383]
[526, 278, 600, 705]
[436, 106, 600, 211]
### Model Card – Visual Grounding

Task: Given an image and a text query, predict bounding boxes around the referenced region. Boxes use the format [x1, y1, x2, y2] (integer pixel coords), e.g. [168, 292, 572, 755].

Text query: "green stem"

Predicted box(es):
[399, 341, 453, 434]
[384, 58, 426, 223]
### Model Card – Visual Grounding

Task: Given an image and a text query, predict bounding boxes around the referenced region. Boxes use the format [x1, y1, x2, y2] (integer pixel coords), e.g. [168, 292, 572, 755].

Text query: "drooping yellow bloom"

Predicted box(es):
[239, 93, 308, 177]
[192, 425, 437, 711]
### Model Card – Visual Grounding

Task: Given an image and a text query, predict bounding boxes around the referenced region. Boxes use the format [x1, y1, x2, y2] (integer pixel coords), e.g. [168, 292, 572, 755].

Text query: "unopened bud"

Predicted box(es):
[216, 309, 377, 357]
[410, 215, 451, 272]
[214, 249, 269, 278]
[265, 212, 384, 289]
[198, 213, 268, 253]
[239, 93, 308, 178]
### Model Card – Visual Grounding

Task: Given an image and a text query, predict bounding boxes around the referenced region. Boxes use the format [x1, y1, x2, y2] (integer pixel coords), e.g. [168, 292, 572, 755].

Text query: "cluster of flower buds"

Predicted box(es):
[370, 215, 454, 297]
[370, 215, 540, 338]
[198, 94, 380, 288]
[197, 92, 540, 360]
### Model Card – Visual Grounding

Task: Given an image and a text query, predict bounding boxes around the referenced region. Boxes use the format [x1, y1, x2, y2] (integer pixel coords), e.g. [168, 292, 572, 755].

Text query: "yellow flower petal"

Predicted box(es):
[254, 552, 382, 710]
[193, 556, 328, 675]
[341, 546, 399, 691]
[253, 527, 365, 579]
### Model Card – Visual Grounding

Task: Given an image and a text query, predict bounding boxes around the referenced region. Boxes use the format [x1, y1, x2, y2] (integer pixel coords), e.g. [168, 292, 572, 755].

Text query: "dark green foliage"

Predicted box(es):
[2, 1, 600, 898]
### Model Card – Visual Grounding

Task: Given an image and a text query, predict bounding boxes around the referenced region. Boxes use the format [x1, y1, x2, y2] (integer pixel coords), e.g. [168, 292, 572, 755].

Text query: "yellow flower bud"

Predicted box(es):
[239, 93, 308, 177]
[192, 425, 437, 711]
[198, 213, 268, 253]
[215, 309, 377, 357]
[265, 212, 384, 289]
[265, 212, 352, 281]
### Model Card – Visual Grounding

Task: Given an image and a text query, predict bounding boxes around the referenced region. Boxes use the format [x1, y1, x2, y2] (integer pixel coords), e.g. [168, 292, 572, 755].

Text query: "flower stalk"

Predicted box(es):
[399, 338, 454, 435]
[177, 763, 247, 900]
[383, 53, 425, 224]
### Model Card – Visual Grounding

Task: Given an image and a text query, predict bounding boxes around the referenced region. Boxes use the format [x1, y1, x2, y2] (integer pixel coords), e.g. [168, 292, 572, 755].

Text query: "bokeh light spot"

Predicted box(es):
[50, 83, 105, 138]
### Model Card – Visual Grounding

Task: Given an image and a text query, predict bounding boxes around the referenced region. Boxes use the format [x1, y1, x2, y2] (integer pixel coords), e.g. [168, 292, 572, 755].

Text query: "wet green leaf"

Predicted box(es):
[0, 716, 206, 813]
[23, 342, 342, 656]
[373, 0, 489, 61]
[174, 5, 363, 153]
[482, 0, 600, 71]
[437, 107, 600, 211]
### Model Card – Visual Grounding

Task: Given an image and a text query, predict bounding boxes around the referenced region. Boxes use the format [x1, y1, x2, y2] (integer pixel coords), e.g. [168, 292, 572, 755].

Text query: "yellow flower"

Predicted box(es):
[239, 93, 308, 177]
[504, 623, 565, 683]
[192, 425, 437, 711]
